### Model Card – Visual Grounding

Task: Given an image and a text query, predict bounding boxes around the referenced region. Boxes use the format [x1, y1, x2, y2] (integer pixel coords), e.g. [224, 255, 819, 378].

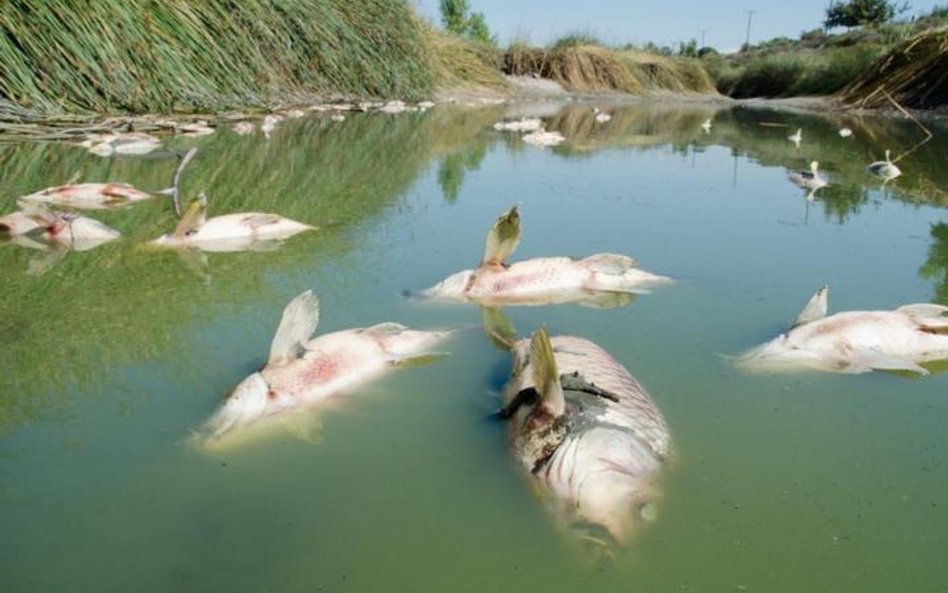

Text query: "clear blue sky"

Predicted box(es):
[413, 0, 944, 51]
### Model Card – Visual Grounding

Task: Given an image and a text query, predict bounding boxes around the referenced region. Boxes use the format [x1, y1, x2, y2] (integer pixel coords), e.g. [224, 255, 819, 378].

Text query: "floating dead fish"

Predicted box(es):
[522, 128, 565, 147]
[232, 121, 255, 135]
[788, 161, 827, 192]
[594, 112, 612, 124]
[197, 290, 453, 448]
[501, 328, 671, 545]
[737, 285, 948, 374]
[380, 100, 407, 114]
[417, 101, 435, 111]
[20, 182, 153, 210]
[493, 117, 543, 132]
[867, 149, 901, 182]
[330, 114, 346, 122]
[838, 127, 853, 138]
[1, 202, 119, 250]
[178, 121, 215, 137]
[81, 132, 162, 156]
[284, 109, 306, 119]
[150, 192, 313, 252]
[701, 118, 712, 133]
[421, 206, 670, 306]
[261, 114, 284, 139]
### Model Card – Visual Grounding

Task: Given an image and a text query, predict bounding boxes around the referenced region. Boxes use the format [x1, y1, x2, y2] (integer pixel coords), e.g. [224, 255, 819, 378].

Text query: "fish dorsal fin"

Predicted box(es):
[793, 285, 829, 328]
[481, 205, 521, 266]
[896, 304, 948, 318]
[268, 290, 320, 365]
[172, 193, 208, 238]
[530, 327, 564, 417]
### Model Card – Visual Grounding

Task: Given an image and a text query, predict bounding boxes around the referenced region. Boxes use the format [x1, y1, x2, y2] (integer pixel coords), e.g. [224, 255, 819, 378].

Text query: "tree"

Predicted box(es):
[439, 0, 495, 44]
[824, 0, 901, 28]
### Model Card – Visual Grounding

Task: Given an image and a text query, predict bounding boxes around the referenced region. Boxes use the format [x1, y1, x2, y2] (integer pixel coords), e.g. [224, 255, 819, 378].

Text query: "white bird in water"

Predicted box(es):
[788, 160, 827, 195]
[788, 128, 802, 147]
[20, 182, 153, 210]
[150, 192, 314, 252]
[196, 290, 454, 448]
[701, 118, 712, 133]
[838, 127, 853, 138]
[866, 149, 902, 182]
[736, 285, 948, 375]
[420, 206, 671, 306]
[500, 327, 671, 545]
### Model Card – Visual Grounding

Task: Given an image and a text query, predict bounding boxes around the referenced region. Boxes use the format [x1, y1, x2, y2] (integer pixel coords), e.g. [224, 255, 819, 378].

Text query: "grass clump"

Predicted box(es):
[837, 27, 948, 109]
[0, 0, 433, 115]
[425, 24, 505, 89]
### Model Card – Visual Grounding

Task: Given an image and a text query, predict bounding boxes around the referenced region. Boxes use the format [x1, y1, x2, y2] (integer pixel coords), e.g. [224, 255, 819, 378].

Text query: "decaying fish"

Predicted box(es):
[20, 182, 153, 210]
[737, 285, 948, 374]
[501, 328, 671, 545]
[150, 192, 313, 252]
[421, 206, 671, 306]
[80, 132, 162, 157]
[0, 201, 120, 248]
[198, 290, 453, 448]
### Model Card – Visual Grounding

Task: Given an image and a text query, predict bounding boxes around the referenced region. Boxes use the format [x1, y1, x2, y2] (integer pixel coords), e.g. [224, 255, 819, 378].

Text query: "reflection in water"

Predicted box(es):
[921, 223, 948, 305]
[437, 141, 489, 203]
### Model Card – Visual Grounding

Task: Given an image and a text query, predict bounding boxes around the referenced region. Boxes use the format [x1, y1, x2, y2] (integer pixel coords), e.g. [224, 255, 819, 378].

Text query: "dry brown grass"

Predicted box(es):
[837, 27, 948, 109]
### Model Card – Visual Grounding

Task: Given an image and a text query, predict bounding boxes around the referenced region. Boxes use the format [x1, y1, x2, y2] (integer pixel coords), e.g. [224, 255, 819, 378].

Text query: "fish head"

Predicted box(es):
[197, 372, 286, 448]
[419, 270, 474, 300]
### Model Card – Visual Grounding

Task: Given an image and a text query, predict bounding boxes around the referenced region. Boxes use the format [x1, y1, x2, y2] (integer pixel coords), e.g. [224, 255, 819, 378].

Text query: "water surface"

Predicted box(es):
[2, 102, 947, 592]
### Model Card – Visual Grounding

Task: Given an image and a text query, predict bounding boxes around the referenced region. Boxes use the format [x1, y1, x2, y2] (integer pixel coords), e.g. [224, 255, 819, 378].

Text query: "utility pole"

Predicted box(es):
[699, 29, 707, 47]
[743, 9, 756, 50]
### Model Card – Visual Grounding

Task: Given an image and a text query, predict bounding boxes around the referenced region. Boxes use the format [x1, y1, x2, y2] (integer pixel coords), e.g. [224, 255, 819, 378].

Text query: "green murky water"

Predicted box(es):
[2, 102, 947, 592]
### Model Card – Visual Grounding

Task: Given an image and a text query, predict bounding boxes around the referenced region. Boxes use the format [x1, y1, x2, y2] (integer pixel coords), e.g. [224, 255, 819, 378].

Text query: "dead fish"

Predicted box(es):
[261, 114, 284, 139]
[197, 290, 453, 448]
[701, 118, 712, 133]
[522, 128, 565, 147]
[178, 121, 215, 137]
[80, 132, 162, 156]
[150, 192, 314, 252]
[501, 328, 671, 545]
[1, 202, 119, 250]
[737, 285, 948, 374]
[232, 121, 255, 135]
[19, 182, 153, 210]
[421, 206, 671, 306]
[493, 117, 543, 132]
[788, 128, 802, 147]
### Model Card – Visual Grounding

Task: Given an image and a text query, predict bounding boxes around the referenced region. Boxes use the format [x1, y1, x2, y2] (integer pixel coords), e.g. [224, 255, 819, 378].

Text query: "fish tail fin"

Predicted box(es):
[172, 192, 207, 238]
[792, 284, 829, 328]
[481, 205, 521, 266]
[530, 327, 564, 417]
[268, 290, 320, 365]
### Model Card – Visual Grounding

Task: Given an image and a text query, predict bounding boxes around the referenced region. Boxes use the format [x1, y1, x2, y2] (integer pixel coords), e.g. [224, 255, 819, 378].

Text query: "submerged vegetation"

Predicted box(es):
[0, 0, 432, 115]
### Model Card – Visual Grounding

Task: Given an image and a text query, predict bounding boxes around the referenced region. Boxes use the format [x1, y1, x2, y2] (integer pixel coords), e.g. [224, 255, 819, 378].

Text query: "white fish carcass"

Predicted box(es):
[501, 328, 671, 544]
[150, 192, 313, 252]
[737, 285, 948, 374]
[421, 206, 671, 306]
[20, 182, 153, 210]
[493, 117, 543, 132]
[198, 290, 453, 448]
[81, 132, 162, 156]
[0, 202, 120, 248]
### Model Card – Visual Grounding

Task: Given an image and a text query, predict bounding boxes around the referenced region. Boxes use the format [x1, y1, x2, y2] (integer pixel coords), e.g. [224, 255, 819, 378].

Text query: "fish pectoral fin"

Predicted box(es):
[387, 352, 448, 368]
[581, 253, 638, 274]
[279, 413, 323, 445]
[481, 205, 521, 266]
[530, 328, 565, 417]
[848, 348, 929, 375]
[792, 284, 829, 328]
[897, 304, 948, 318]
[172, 193, 207, 238]
[481, 306, 517, 351]
[268, 290, 320, 365]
